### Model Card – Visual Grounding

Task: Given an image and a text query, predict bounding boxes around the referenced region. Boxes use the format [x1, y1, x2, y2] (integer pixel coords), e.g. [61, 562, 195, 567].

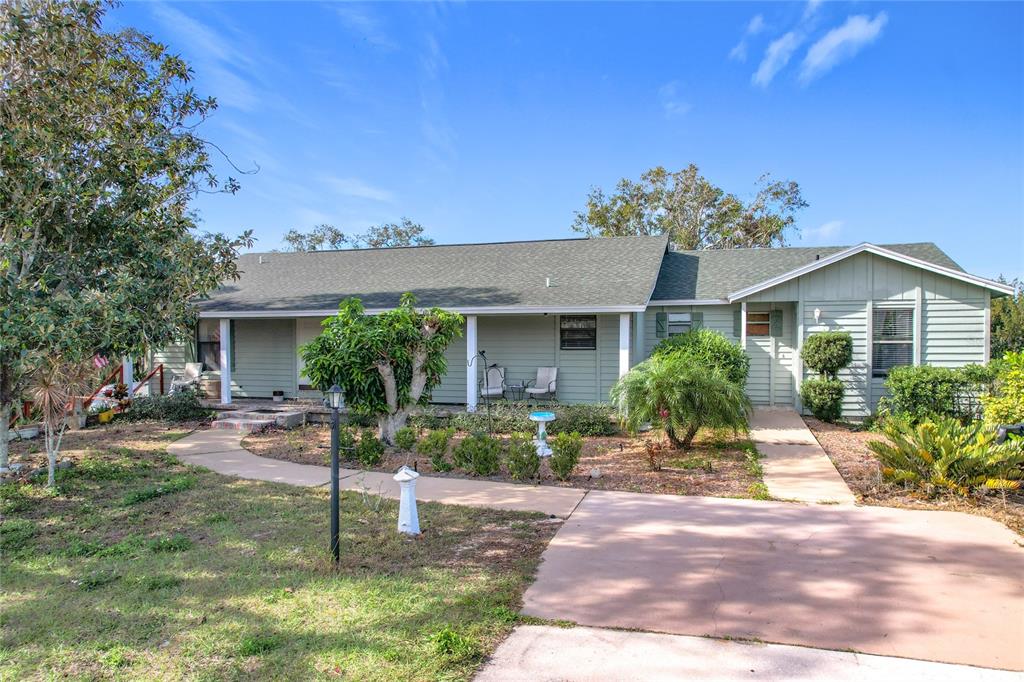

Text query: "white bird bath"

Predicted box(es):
[393, 466, 421, 535]
[529, 410, 556, 457]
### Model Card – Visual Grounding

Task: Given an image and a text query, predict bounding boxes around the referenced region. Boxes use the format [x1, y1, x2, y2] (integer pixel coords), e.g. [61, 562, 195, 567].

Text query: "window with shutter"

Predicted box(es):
[667, 312, 692, 336]
[872, 308, 913, 376]
[197, 319, 221, 371]
[746, 312, 771, 336]
[560, 315, 597, 350]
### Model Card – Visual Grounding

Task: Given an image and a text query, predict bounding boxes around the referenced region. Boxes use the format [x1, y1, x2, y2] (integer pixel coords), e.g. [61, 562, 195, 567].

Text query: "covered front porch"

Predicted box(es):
[180, 311, 638, 408]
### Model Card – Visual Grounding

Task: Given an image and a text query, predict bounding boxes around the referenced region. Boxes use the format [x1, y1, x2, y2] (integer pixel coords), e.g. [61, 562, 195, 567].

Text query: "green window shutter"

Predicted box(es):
[733, 309, 742, 338]
[229, 320, 236, 373]
[770, 310, 783, 337]
[691, 311, 704, 330]
[655, 312, 667, 338]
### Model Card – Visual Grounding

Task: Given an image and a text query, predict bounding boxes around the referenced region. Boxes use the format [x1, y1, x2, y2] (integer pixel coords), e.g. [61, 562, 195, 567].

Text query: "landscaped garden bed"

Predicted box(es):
[243, 424, 765, 498]
[1, 424, 559, 680]
[806, 417, 1024, 535]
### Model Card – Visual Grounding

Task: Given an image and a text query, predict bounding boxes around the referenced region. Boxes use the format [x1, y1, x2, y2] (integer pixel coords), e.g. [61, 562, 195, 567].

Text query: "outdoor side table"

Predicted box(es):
[505, 382, 526, 401]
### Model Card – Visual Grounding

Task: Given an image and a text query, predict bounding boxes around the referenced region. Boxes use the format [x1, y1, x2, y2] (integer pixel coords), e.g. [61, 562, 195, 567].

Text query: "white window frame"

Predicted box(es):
[667, 312, 692, 337]
[872, 307, 914, 377]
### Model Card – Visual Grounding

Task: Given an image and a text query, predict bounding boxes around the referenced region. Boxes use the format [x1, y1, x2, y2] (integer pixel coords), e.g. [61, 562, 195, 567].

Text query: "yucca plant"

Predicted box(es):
[868, 416, 1024, 496]
[27, 355, 94, 487]
[610, 353, 751, 450]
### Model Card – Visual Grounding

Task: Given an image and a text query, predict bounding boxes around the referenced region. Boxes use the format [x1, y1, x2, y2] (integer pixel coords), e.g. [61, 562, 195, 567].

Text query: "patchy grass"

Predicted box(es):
[245, 425, 763, 498]
[1, 428, 559, 680]
[806, 417, 1024, 536]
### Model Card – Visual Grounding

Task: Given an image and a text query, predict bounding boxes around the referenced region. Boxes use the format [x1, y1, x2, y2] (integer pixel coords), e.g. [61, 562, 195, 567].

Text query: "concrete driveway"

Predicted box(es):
[520, 491, 1024, 671]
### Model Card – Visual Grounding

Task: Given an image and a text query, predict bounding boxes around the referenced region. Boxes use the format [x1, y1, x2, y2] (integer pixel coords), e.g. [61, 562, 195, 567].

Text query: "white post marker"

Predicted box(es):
[393, 466, 421, 535]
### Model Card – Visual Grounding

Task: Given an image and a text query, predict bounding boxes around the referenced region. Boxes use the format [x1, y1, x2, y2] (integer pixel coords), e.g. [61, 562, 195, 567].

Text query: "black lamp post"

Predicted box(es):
[326, 384, 343, 564]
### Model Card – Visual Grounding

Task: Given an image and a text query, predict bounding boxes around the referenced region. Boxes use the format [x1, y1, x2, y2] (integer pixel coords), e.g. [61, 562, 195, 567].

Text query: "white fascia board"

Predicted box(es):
[646, 299, 731, 307]
[726, 243, 1014, 302]
[198, 304, 647, 318]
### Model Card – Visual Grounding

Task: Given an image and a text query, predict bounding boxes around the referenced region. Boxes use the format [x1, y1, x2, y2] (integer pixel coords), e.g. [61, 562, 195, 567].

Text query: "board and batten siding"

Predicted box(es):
[227, 319, 298, 398]
[745, 252, 990, 417]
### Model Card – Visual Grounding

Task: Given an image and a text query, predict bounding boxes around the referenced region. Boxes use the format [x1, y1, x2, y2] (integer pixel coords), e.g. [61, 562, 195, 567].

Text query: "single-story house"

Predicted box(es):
[152, 235, 1013, 417]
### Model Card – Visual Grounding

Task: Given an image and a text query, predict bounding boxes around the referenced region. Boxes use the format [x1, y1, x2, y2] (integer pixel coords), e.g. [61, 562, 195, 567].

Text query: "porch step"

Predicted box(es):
[218, 409, 305, 429]
[211, 418, 275, 434]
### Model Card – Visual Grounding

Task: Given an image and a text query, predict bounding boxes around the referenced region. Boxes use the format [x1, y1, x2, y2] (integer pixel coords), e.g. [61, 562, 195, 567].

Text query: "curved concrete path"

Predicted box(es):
[166, 429, 586, 518]
[750, 408, 856, 504]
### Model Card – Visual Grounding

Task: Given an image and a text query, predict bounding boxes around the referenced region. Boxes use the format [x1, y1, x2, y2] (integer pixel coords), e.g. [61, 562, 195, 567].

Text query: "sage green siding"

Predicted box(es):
[431, 321, 468, 403]
[149, 341, 191, 395]
[219, 319, 298, 398]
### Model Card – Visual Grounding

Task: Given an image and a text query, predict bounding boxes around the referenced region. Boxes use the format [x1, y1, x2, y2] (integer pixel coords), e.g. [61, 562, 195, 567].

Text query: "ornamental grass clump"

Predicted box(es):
[549, 432, 583, 481]
[416, 428, 454, 472]
[505, 433, 540, 481]
[868, 416, 1024, 496]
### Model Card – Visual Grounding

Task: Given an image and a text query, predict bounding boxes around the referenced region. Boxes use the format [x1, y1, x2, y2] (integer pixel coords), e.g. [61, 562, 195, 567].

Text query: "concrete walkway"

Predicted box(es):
[749, 408, 856, 504]
[520, 489, 1024, 671]
[166, 429, 585, 517]
[477, 625, 1022, 681]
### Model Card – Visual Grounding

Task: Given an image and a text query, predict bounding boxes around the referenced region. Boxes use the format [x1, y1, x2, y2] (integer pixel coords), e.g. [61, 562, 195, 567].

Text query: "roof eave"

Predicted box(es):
[726, 243, 1014, 302]
[198, 304, 648, 318]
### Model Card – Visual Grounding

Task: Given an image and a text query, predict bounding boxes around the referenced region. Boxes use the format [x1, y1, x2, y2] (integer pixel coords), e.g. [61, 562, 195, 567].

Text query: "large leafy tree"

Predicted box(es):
[283, 218, 434, 251]
[301, 294, 463, 444]
[991, 278, 1024, 359]
[572, 165, 807, 250]
[0, 0, 252, 470]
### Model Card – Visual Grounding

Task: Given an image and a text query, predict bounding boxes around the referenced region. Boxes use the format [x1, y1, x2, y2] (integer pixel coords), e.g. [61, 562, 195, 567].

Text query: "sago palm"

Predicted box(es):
[610, 353, 751, 450]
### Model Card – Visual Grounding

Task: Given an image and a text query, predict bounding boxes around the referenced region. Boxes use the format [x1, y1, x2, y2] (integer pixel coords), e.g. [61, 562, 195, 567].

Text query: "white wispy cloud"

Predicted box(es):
[323, 177, 394, 203]
[729, 14, 766, 62]
[752, 31, 804, 87]
[803, 220, 844, 243]
[658, 81, 692, 118]
[800, 12, 889, 84]
[803, 0, 824, 21]
[333, 4, 399, 51]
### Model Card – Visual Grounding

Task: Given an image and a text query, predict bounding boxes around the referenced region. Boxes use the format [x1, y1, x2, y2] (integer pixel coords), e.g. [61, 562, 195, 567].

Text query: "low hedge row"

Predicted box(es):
[409, 402, 618, 437]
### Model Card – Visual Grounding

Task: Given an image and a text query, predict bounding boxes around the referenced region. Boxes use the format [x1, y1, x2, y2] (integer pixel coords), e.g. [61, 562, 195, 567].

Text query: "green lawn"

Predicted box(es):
[0, 431, 558, 680]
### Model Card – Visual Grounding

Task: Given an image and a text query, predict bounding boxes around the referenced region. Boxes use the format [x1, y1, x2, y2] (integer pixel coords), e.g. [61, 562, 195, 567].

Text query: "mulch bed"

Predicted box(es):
[805, 417, 1024, 536]
[243, 424, 760, 498]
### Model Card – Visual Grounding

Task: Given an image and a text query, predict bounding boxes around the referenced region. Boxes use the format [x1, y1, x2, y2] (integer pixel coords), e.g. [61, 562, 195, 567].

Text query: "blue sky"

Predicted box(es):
[110, 1, 1023, 279]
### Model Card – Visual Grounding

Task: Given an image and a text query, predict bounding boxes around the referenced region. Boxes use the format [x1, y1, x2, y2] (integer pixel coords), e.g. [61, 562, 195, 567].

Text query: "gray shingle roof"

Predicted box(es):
[650, 242, 963, 301]
[199, 235, 670, 313]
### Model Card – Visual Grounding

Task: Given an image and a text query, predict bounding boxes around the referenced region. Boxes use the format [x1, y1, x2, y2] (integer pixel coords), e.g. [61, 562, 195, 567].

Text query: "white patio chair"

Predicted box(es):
[479, 366, 506, 401]
[169, 362, 203, 394]
[525, 367, 557, 401]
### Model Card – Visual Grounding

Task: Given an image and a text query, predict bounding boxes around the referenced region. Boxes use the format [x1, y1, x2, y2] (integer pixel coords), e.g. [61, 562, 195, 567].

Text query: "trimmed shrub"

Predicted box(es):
[982, 352, 1024, 426]
[800, 378, 844, 423]
[882, 364, 995, 424]
[416, 428, 454, 472]
[355, 429, 384, 467]
[801, 332, 853, 379]
[394, 427, 417, 451]
[505, 433, 540, 481]
[448, 402, 617, 437]
[549, 431, 583, 481]
[121, 390, 212, 422]
[652, 328, 750, 386]
[868, 416, 1024, 496]
[452, 432, 501, 476]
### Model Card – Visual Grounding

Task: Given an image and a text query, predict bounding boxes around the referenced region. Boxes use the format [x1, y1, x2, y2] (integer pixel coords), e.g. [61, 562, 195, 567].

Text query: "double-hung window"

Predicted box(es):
[197, 320, 221, 371]
[560, 316, 597, 350]
[872, 308, 913, 376]
[667, 312, 692, 337]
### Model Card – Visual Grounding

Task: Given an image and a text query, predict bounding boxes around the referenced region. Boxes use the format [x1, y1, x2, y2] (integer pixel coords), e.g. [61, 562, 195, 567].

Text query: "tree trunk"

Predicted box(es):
[665, 424, 684, 449]
[377, 411, 409, 446]
[0, 400, 9, 472]
[680, 424, 700, 451]
[46, 423, 56, 487]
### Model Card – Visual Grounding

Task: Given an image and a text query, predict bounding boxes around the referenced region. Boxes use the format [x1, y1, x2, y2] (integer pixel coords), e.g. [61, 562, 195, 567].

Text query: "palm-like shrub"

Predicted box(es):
[868, 416, 1024, 496]
[651, 328, 750, 386]
[610, 353, 751, 450]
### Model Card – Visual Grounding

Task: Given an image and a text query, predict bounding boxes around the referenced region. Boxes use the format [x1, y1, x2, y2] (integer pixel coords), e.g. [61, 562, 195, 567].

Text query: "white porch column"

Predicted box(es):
[465, 315, 478, 412]
[740, 301, 748, 351]
[633, 310, 645, 365]
[618, 313, 631, 377]
[219, 318, 232, 405]
[122, 356, 134, 393]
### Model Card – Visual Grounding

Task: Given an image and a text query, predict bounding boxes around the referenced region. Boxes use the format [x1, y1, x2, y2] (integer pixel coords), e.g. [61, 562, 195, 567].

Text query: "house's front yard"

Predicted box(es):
[243, 425, 765, 499]
[0, 424, 559, 680]
[806, 417, 1024, 536]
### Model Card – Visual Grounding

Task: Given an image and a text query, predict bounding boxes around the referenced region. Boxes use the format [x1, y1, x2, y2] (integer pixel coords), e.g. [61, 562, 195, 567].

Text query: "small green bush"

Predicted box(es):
[652, 328, 750, 386]
[417, 428, 454, 472]
[505, 433, 540, 481]
[800, 378, 844, 422]
[882, 364, 994, 424]
[868, 416, 1024, 496]
[393, 427, 417, 451]
[122, 390, 212, 422]
[452, 433, 501, 476]
[801, 332, 853, 379]
[982, 352, 1024, 425]
[338, 426, 356, 455]
[549, 432, 583, 481]
[121, 475, 196, 505]
[356, 429, 384, 466]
